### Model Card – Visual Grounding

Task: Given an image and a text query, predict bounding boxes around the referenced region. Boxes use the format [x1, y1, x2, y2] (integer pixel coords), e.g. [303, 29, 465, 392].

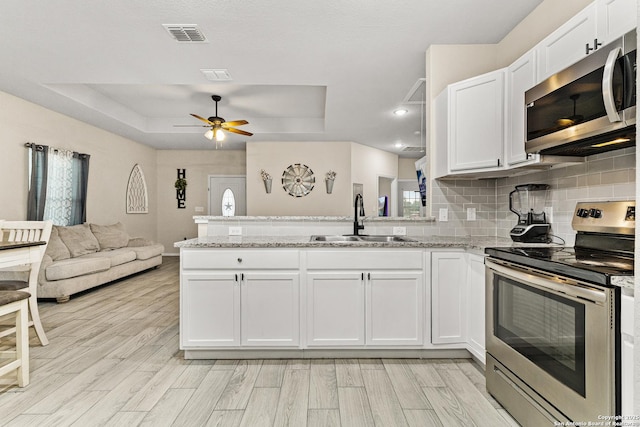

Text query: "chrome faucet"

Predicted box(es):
[354, 193, 365, 235]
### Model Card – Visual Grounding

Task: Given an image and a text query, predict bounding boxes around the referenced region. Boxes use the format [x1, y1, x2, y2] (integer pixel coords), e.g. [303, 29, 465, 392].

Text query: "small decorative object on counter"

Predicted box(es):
[260, 169, 272, 194]
[175, 169, 187, 208]
[325, 170, 336, 194]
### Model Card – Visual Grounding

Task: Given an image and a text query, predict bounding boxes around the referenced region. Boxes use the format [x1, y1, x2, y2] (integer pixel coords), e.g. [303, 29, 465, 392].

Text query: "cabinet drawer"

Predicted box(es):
[307, 250, 423, 270]
[182, 249, 299, 270]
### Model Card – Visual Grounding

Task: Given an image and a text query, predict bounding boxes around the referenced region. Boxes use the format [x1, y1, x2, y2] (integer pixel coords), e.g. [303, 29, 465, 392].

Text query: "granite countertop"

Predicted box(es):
[174, 235, 516, 252]
[193, 215, 437, 223]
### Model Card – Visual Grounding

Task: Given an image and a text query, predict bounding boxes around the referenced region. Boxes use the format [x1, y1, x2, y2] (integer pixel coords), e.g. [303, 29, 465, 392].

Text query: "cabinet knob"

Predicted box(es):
[237, 258, 242, 263]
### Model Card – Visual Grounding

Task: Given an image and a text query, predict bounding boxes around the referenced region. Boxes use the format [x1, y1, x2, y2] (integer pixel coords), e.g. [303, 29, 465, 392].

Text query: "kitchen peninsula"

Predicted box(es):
[176, 215, 513, 361]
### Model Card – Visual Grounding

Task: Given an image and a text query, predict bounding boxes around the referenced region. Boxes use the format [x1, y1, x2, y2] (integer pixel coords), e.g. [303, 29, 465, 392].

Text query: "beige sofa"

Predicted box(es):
[35, 223, 164, 303]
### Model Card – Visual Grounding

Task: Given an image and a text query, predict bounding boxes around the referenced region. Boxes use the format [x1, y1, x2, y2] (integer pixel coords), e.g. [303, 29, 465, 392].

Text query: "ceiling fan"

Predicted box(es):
[182, 95, 253, 143]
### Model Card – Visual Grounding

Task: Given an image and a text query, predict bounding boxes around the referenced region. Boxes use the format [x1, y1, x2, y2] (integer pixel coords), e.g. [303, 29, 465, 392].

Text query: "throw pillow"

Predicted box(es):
[57, 223, 100, 257]
[45, 226, 71, 261]
[90, 222, 130, 250]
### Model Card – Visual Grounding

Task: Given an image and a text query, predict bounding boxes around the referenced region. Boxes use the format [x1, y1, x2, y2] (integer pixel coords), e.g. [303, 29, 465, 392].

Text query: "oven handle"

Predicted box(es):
[486, 259, 607, 304]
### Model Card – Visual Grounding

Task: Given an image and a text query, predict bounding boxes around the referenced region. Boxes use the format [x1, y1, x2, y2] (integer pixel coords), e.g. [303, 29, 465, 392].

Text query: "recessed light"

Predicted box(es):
[394, 142, 403, 148]
[393, 109, 408, 116]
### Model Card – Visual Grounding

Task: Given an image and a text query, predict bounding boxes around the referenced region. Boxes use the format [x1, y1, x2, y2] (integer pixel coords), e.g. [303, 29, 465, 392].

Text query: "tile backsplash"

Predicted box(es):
[431, 147, 636, 245]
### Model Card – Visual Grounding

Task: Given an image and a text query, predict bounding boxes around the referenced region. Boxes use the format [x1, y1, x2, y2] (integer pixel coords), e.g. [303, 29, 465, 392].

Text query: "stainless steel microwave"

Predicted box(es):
[525, 30, 636, 156]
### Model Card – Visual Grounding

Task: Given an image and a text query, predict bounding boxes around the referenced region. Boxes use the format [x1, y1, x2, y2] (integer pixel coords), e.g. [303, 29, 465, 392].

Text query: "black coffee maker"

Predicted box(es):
[509, 184, 551, 243]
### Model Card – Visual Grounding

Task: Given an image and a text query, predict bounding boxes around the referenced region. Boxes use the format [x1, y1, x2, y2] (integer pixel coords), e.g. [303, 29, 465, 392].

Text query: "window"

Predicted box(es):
[27, 144, 90, 226]
[221, 188, 236, 217]
[402, 190, 421, 217]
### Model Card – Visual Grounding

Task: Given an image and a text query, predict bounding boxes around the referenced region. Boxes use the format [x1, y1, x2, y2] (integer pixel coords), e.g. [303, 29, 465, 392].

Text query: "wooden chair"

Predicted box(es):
[0, 220, 53, 346]
[0, 290, 30, 387]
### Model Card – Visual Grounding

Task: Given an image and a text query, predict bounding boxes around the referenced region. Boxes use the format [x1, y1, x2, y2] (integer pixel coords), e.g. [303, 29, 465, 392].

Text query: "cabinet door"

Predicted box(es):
[466, 254, 486, 364]
[241, 272, 300, 347]
[431, 252, 467, 344]
[536, 3, 598, 80]
[621, 290, 634, 416]
[181, 272, 240, 347]
[597, 0, 637, 44]
[448, 70, 504, 172]
[506, 50, 538, 166]
[366, 271, 423, 346]
[307, 272, 365, 346]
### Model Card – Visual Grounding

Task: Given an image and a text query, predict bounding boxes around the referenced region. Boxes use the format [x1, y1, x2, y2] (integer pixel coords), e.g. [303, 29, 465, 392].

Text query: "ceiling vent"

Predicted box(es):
[402, 146, 425, 152]
[402, 78, 426, 104]
[201, 69, 232, 81]
[163, 25, 207, 42]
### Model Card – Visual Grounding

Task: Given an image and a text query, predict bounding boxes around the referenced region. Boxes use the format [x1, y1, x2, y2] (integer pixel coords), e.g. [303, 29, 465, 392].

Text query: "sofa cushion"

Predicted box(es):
[46, 226, 71, 261]
[82, 248, 137, 267]
[45, 257, 110, 281]
[90, 222, 130, 250]
[57, 224, 100, 257]
[128, 243, 164, 260]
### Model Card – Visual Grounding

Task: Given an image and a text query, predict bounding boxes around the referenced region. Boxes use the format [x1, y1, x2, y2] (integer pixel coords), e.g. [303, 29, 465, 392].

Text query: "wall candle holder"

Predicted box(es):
[325, 170, 337, 194]
[260, 169, 272, 194]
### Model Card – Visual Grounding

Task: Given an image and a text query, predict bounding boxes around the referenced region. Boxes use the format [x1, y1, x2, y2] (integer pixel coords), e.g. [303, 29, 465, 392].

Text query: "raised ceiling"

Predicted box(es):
[0, 0, 542, 156]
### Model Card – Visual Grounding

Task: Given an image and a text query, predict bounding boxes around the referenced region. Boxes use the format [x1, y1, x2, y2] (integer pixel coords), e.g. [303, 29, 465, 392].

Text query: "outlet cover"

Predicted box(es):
[439, 208, 448, 222]
[467, 207, 476, 221]
[392, 226, 407, 236]
[228, 226, 242, 236]
[194, 206, 204, 213]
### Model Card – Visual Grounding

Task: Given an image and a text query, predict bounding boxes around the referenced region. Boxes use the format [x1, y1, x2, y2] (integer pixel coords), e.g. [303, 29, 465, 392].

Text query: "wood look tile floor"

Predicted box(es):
[0, 257, 519, 427]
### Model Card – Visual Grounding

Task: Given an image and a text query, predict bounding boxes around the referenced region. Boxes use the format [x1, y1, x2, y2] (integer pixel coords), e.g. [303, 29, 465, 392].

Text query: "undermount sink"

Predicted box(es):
[310, 235, 416, 243]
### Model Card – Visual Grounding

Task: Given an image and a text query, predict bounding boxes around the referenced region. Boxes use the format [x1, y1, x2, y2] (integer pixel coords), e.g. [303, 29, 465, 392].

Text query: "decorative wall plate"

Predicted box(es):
[282, 164, 315, 197]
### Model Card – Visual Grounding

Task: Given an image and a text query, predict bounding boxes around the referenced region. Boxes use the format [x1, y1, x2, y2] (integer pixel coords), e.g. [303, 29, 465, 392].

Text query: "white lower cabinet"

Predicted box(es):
[466, 254, 486, 364]
[306, 250, 424, 347]
[181, 272, 240, 347]
[367, 271, 423, 346]
[180, 249, 300, 349]
[181, 247, 488, 356]
[306, 272, 365, 346]
[431, 252, 467, 344]
[621, 288, 634, 417]
[241, 272, 299, 346]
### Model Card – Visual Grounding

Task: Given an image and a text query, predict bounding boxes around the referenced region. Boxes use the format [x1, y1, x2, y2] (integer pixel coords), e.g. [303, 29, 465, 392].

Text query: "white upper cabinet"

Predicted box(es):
[446, 69, 505, 174]
[536, 0, 637, 82]
[597, 0, 637, 43]
[536, 3, 598, 81]
[506, 50, 538, 166]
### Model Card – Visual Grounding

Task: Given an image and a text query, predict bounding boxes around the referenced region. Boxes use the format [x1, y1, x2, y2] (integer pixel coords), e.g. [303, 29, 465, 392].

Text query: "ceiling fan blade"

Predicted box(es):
[191, 113, 215, 126]
[222, 120, 249, 127]
[225, 127, 253, 136]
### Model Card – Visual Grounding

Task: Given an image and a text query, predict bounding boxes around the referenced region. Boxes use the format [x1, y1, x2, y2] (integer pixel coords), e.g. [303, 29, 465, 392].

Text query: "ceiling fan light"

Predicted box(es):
[215, 128, 225, 142]
[204, 129, 214, 140]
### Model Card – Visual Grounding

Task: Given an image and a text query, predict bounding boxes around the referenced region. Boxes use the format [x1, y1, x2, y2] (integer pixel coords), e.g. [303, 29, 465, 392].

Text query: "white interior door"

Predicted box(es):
[208, 176, 246, 216]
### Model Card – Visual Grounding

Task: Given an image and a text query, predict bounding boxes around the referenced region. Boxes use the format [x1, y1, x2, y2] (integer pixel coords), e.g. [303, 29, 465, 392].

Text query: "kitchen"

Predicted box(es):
[176, 1, 638, 426]
[0, 0, 637, 425]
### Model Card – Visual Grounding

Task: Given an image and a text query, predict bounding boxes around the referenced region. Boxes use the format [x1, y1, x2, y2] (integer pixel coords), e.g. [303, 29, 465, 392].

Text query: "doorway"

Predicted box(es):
[208, 176, 246, 216]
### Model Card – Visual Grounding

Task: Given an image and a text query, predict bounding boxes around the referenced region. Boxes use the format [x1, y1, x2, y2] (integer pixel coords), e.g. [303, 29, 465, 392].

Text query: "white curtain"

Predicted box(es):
[43, 148, 74, 226]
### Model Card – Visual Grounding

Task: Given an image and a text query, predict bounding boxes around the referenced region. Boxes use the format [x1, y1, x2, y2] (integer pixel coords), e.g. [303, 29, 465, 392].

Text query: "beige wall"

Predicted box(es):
[398, 158, 419, 180]
[156, 150, 246, 253]
[246, 141, 352, 216]
[0, 90, 158, 241]
[350, 143, 399, 215]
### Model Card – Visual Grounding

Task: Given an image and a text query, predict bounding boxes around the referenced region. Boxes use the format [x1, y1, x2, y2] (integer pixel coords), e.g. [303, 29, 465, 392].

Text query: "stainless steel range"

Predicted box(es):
[485, 200, 634, 426]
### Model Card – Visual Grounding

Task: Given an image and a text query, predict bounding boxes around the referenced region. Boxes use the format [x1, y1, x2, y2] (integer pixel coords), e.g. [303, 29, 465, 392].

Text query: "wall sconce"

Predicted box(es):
[260, 169, 272, 194]
[325, 170, 336, 194]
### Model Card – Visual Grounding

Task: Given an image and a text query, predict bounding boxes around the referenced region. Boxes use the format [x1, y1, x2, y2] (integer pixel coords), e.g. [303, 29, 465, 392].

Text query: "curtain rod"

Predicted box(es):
[25, 142, 89, 158]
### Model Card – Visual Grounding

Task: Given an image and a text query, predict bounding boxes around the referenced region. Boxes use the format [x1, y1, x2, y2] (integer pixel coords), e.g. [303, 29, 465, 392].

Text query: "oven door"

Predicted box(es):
[485, 258, 617, 423]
